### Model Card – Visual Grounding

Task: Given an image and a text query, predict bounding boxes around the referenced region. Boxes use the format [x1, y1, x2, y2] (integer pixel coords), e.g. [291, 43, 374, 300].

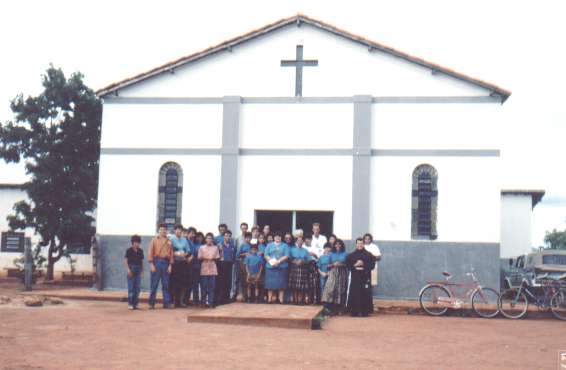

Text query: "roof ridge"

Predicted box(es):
[96, 14, 511, 100]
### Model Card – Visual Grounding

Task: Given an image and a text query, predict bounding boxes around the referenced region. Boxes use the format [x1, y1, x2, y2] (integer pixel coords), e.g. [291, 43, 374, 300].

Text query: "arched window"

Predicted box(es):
[157, 162, 183, 232]
[411, 164, 438, 240]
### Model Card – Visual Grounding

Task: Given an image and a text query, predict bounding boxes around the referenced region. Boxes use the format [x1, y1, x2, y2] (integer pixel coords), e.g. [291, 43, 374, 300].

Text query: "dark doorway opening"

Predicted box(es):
[255, 210, 293, 234]
[296, 211, 334, 237]
[254, 210, 334, 236]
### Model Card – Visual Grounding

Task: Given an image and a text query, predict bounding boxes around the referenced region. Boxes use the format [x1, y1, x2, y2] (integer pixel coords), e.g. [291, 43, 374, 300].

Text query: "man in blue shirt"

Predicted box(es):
[216, 230, 236, 305]
[214, 223, 228, 246]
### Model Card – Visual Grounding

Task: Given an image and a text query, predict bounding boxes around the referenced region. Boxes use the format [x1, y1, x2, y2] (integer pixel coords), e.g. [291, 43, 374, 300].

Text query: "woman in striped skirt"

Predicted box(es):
[288, 236, 311, 305]
[321, 239, 349, 315]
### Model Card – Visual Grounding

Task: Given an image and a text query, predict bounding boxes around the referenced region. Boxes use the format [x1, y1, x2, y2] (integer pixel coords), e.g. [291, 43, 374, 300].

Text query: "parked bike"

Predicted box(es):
[498, 274, 566, 320]
[419, 269, 500, 318]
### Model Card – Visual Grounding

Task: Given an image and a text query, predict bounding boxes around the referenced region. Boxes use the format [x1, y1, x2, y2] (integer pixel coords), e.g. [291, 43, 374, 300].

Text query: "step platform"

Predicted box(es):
[186, 303, 323, 330]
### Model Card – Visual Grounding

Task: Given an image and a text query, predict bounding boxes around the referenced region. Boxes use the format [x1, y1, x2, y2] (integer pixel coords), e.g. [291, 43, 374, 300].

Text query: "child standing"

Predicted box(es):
[124, 235, 144, 310]
[244, 244, 264, 303]
[198, 233, 220, 308]
[317, 243, 333, 301]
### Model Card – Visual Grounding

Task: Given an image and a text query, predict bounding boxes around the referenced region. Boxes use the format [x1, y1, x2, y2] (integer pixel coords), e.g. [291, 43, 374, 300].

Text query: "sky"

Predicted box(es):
[0, 0, 564, 246]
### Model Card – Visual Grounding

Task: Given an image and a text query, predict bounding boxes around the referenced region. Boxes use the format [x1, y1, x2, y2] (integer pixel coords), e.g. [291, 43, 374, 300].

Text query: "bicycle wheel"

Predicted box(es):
[498, 289, 528, 319]
[550, 290, 566, 321]
[419, 284, 451, 316]
[471, 287, 500, 318]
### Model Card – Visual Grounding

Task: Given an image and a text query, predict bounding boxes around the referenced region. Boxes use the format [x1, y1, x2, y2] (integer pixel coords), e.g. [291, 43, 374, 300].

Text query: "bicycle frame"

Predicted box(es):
[509, 280, 562, 309]
[429, 272, 482, 305]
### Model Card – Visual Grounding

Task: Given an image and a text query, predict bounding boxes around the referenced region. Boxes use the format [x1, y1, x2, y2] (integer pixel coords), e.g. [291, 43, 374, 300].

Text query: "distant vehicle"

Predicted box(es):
[502, 249, 566, 290]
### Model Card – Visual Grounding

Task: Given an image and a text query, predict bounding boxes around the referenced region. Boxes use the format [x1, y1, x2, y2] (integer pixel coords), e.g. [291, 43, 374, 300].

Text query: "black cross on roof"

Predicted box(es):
[281, 45, 318, 97]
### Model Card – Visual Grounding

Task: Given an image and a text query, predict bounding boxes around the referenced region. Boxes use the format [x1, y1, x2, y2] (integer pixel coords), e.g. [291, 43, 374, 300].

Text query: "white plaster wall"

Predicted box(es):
[0, 188, 92, 274]
[238, 156, 353, 238]
[97, 154, 221, 236]
[240, 104, 353, 148]
[372, 103, 502, 150]
[101, 103, 223, 149]
[370, 156, 500, 242]
[500, 195, 532, 257]
[117, 24, 490, 98]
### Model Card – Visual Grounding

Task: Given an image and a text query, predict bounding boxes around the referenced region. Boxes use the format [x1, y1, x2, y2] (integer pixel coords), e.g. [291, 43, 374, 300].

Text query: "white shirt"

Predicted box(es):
[308, 234, 327, 258]
[365, 242, 381, 258]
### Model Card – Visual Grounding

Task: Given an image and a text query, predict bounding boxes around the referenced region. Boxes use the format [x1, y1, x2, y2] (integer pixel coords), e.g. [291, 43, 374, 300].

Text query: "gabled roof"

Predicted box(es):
[96, 14, 511, 101]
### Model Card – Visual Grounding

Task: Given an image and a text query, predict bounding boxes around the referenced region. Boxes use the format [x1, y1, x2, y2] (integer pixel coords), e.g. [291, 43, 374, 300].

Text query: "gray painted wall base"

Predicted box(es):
[374, 241, 500, 300]
[99, 235, 500, 300]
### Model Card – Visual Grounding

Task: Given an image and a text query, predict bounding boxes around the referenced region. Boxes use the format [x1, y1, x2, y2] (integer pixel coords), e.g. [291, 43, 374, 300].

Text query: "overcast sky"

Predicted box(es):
[0, 0, 564, 246]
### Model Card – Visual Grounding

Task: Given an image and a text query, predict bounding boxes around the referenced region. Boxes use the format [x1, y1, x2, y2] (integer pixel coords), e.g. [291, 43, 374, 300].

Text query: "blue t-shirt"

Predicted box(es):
[238, 243, 251, 259]
[330, 251, 347, 264]
[264, 242, 290, 269]
[258, 244, 266, 257]
[169, 235, 190, 254]
[317, 254, 332, 273]
[244, 254, 264, 276]
[290, 246, 310, 262]
[191, 243, 202, 268]
[220, 241, 236, 263]
[214, 235, 224, 246]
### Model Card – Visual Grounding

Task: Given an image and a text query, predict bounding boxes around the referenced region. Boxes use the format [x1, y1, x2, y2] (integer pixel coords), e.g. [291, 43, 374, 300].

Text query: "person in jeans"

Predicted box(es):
[148, 223, 174, 309]
[198, 233, 220, 308]
[124, 234, 144, 310]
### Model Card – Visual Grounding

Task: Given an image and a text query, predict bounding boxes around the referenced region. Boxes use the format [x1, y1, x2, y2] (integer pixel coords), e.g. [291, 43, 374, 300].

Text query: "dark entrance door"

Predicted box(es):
[255, 210, 293, 234]
[296, 211, 334, 237]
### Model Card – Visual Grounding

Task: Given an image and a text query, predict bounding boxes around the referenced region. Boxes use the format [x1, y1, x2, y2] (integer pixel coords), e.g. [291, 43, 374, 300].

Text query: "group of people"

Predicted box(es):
[123, 222, 382, 317]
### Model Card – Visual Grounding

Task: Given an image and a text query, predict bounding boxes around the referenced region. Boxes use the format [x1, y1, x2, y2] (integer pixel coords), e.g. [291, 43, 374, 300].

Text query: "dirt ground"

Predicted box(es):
[0, 282, 564, 370]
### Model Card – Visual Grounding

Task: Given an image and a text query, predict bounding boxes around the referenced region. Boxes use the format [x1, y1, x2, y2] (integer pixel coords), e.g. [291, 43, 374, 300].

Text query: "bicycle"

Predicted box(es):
[498, 275, 566, 320]
[419, 269, 500, 318]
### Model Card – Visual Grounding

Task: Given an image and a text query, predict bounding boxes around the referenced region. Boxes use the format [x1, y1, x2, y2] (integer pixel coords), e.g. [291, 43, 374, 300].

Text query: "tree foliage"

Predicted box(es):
[0, 65, 101, 280]
[544, 228, 566, 250]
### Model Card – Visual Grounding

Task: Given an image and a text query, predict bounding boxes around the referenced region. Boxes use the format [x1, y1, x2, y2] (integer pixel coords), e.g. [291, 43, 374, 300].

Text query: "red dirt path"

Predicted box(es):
[0, 282, 564, 370]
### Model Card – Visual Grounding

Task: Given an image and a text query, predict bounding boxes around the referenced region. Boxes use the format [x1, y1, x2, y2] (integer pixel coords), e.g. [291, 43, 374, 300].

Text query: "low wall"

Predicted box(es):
[374, 241, 500, 300]
[98, 235, 501, 299]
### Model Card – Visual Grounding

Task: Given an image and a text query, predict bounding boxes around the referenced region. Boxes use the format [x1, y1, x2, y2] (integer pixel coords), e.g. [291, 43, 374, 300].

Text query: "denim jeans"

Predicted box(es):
[200, 275, 216, 306]
[127, 265, 142, 307]
[149, 259, 171, 307]
[320, 276, 328, 298]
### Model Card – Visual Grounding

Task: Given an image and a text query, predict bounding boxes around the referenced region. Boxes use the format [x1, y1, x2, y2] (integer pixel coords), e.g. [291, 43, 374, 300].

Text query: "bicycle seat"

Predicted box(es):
[442, 271, 452, 278]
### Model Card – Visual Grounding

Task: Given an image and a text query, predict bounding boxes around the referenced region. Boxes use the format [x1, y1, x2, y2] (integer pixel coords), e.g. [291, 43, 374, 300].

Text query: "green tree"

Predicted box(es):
[544, 228, 566, 250]
[0, 66, 101, 280]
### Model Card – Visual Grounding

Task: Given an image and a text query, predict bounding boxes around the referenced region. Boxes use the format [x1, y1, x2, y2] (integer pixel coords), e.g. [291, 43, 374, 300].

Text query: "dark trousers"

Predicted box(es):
[149, 259, 170, 307]
[186, 267, 200, 303]
[216, 261, 233, 305]
[127, 265, 142, 308]
[170, 259, 189, 306]
[200, 275, 216, 306]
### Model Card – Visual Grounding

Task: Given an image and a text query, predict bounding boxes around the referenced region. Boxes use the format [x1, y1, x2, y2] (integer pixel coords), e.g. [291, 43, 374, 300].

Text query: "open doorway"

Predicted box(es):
[254, 210, 334, 236]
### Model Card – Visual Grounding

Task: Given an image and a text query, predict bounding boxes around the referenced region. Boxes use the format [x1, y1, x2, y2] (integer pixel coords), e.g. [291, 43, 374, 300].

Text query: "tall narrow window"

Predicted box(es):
[157, 162, 183, 232]
[411, 164, 438, 240]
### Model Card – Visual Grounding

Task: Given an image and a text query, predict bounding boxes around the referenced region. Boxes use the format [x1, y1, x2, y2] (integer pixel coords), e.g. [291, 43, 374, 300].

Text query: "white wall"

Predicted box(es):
[370, 156, 501, 242]
[372, 103, 502, 150]
[240, 103, 353, 148]
[97, 154, 221, 236]
[116, 24, 490, 98]
[0, 187, 92, 275]
[238, 155, 353, 238]
[101, 104, 223, 148]
[500, 194, 532, 257]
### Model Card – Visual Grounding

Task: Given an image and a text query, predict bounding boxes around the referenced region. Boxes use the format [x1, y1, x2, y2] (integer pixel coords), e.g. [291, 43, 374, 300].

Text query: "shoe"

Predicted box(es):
[128, 305, 134, 310]
[163, 305, 173, 309]
[149, 304, 155, 310]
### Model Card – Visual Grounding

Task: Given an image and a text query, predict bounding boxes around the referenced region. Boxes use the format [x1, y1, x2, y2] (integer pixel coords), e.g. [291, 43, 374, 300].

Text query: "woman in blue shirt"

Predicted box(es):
[263, 232, 290, 304]
[321, 239, 349, 315]
[288, 235, 311, 305]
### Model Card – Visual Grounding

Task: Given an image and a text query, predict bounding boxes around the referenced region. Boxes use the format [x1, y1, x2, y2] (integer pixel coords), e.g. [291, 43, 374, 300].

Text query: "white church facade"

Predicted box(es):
[87, 14, 542, 298]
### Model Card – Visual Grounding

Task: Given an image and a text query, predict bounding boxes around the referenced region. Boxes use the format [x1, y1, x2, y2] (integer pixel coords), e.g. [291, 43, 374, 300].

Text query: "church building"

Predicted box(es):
[94, 14, 543, 298]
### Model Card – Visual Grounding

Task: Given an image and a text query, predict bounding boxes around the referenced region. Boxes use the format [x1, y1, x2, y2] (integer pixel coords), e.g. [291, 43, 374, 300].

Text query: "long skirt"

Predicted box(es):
[288, 263, 311, 291]
[308, 261, 320, 302]
[265, 267, 289, 290]
[321, 266, 349, 306]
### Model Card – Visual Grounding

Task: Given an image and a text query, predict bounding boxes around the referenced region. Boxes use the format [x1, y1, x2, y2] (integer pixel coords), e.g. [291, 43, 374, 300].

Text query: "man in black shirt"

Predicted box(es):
[124, 235, 144, 309]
